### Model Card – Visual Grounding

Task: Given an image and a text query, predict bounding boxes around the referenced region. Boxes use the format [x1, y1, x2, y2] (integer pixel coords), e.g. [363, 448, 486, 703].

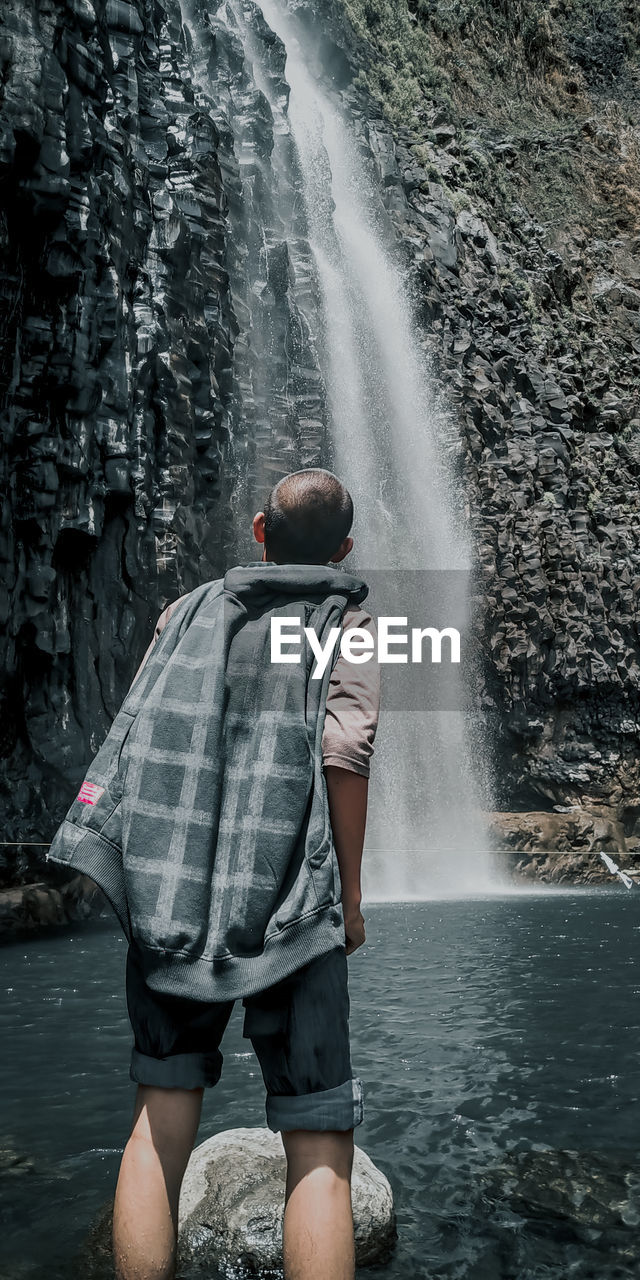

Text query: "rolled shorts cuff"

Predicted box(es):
[129, 1047, 223, 1090]
[266, 1075, 364, 1133]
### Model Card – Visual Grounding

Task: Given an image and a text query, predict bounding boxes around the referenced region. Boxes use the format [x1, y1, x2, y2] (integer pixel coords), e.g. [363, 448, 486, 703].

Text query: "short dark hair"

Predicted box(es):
[263, 469, 353, 564]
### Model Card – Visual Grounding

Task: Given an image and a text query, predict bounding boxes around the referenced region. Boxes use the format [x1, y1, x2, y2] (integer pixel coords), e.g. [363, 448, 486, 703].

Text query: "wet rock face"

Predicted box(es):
[185, 0, 329, 528]
[0, 0, 237, 863]
[0, 0, 327, 867]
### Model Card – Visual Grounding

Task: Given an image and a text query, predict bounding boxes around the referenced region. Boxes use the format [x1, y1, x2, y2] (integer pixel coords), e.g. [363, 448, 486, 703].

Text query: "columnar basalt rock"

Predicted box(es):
[0, 0, 327, 874]
[0, 0, 238, 873]
[184, 0, 329, 538]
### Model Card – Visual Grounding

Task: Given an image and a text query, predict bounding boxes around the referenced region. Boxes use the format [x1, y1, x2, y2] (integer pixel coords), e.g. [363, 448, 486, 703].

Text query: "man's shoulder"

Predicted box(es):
[157, 590, 191, 623]
[154, 579, 224, 634]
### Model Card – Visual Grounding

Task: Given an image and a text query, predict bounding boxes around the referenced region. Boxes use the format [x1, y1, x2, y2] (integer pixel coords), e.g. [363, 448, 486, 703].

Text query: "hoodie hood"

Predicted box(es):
[223, 561, 369, 608]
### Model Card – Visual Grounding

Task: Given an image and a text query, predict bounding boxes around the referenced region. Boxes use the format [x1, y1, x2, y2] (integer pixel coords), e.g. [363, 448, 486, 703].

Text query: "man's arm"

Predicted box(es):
[322, 607, 380, 955]
[324, 766, 368, 955]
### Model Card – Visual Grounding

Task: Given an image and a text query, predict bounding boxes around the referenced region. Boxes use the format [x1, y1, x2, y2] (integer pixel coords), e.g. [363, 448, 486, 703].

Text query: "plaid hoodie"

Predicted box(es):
[46, 563, 369, 1000]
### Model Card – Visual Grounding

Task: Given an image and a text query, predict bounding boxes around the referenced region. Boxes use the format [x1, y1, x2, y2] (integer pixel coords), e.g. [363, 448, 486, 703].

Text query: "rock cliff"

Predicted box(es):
[1, 0, 639, 884]
[0, 0, 327, 884]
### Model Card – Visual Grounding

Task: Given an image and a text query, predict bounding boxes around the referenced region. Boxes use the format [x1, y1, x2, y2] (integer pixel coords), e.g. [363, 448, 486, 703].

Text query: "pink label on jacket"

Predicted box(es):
[77, 781, 105, 805]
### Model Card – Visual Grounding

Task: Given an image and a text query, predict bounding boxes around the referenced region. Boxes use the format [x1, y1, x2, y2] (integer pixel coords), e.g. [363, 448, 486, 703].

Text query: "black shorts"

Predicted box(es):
[125, 942, 364, 1133]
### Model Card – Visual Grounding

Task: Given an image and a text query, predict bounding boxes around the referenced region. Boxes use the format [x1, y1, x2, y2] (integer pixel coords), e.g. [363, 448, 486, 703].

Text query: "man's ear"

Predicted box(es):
[253, 512, 266, 546]
[329, 535, 354, 564]
[253, 512, 269, 560]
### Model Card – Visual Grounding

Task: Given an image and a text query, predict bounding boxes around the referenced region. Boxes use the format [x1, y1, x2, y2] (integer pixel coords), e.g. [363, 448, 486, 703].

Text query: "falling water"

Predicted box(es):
[185, 0, 504, 896]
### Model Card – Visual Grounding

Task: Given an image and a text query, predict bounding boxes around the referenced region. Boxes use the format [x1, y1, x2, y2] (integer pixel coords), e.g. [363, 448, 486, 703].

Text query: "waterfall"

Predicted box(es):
[184, 0, 504, 897]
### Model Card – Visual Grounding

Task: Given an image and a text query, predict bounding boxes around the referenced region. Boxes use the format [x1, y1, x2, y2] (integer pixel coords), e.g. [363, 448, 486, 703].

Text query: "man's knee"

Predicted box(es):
[126, 1084, 203, 1179]
[132, 1084, 203, 1139]
[124, 1128, 169, 1173]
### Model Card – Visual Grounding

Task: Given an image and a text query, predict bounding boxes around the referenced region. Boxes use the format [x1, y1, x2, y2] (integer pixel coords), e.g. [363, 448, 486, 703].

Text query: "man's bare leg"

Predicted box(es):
[281, 1129, 355, 1280]
[113, 1084, 203, 1280]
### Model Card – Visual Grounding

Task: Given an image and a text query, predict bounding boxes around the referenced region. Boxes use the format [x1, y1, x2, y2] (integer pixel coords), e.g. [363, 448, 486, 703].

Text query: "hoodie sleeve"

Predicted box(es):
[321, 608, 380, 778]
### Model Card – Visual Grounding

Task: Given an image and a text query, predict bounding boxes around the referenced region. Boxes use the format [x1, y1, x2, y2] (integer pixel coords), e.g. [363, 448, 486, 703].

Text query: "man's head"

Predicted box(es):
[253, 468, 354, 565]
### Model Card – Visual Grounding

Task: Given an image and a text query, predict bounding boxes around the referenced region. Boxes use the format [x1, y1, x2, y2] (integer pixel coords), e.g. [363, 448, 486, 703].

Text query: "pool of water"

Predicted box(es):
[1, 890, 639, 1278]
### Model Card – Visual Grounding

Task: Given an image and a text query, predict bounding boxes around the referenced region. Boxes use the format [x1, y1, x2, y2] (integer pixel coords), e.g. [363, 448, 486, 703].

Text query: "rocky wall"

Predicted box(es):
[0, 0, 328, 874]
[310, 0, 640, 834]
[0, 0, 242, 873]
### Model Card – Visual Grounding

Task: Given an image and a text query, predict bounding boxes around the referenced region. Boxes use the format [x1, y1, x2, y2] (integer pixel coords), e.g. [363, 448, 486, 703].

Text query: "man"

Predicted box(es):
[49, 469, 379, 1280]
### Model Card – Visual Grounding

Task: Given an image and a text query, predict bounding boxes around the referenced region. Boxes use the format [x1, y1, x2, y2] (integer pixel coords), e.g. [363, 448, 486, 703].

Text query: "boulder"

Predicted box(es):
[178, 1128, 397, 1273]
[486, 808, 638, 884]
[0, 873, 108, 938]
[482, 1148, 640, 1250]
[80, 1128, 396, 1278]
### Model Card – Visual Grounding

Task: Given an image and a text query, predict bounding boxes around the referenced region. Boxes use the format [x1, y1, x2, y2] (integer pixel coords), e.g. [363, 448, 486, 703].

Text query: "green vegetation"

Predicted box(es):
[346, 2, 447, 123]
[341, 0, 639, 126]
[338, 0, 640, 234]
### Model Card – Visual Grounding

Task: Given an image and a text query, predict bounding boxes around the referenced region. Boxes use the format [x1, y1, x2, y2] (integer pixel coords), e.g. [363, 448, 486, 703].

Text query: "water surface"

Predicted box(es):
[1, 891, 639, 1277]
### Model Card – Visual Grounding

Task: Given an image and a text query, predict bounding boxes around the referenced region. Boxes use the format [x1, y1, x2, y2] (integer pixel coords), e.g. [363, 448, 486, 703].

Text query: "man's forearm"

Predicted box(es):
[324, 766, 368, 905]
